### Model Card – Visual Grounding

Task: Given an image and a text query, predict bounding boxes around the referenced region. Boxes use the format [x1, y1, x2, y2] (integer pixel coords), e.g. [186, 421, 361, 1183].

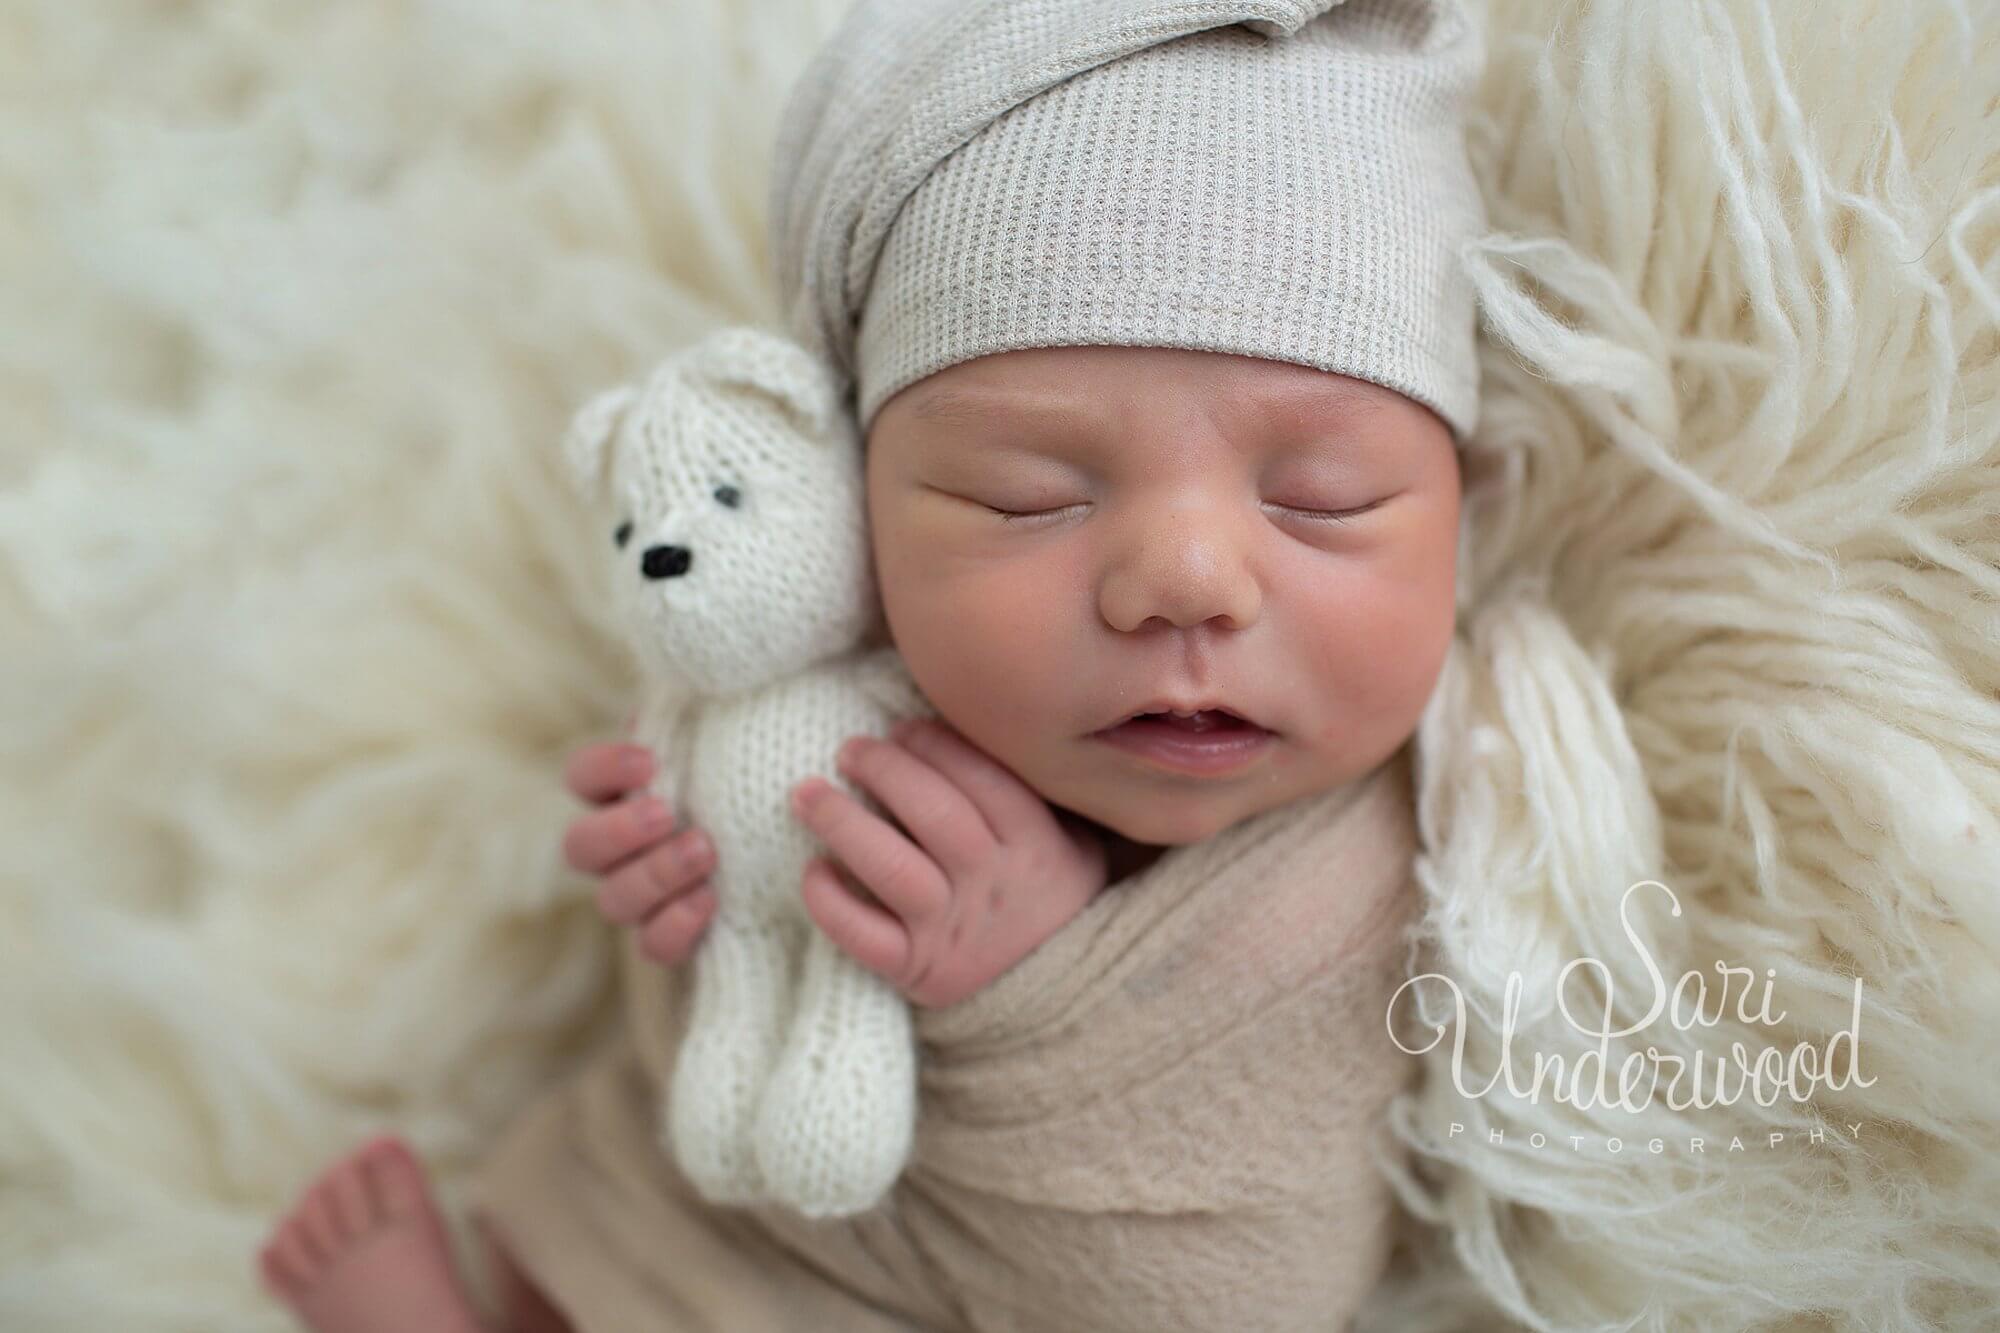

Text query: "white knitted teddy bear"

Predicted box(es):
[560, 324, 936, 1220]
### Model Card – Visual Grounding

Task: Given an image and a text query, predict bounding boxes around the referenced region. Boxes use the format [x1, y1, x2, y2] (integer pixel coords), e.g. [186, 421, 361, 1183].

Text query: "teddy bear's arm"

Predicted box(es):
[848, 646, 937, 724]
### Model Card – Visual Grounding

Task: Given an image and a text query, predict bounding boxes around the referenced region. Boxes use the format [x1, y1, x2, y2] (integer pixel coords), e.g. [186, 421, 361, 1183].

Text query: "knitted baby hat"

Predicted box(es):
[767, 0, 1490, 446]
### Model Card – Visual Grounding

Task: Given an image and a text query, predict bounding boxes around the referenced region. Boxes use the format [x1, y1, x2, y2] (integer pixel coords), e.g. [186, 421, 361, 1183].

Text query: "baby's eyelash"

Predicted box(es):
[983, 499, 1382, 526]
[1270, 502, 1371, 525]
[986, 503, 1084, 524]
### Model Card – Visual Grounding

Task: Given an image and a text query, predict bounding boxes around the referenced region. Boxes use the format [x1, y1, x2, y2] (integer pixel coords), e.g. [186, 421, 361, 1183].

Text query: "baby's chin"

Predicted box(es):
[1019, 725, 1369, 847]
[1050, 751, 1377, 848]
[1050, 785, 1254, 849]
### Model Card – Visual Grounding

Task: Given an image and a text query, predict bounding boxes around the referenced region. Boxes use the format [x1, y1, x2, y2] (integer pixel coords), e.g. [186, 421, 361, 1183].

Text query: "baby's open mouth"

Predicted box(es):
[1120, 709, 1254, 733]
[1096, 703, 1272, 736]
[1090, 702, 1279, 775]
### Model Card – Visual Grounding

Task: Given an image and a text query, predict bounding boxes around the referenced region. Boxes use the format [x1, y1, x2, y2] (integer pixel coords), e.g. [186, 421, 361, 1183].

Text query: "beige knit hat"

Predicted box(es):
[768, 0, 1489, 446]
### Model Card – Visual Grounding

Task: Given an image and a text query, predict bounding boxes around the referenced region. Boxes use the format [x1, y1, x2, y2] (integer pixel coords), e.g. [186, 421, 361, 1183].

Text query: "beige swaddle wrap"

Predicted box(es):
[468, 744, 1421, 1333]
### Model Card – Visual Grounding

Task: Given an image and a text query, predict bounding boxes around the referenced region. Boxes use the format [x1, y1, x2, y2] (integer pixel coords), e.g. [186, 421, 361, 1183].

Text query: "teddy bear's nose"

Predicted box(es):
[640, 544, 692, 580]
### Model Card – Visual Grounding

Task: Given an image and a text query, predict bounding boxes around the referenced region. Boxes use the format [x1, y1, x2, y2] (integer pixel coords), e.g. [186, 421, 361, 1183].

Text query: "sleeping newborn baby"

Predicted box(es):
[256, 2, 1488, 1331]
[578, 339, 1460, 1003]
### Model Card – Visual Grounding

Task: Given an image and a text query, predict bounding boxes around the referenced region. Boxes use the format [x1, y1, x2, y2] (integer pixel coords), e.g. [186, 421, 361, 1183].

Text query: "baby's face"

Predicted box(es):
[864, 344, 1459, 847]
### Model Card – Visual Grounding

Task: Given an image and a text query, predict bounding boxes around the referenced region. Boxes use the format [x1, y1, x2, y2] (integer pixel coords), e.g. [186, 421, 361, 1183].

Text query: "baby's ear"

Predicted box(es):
[686, 325, 849, 443]
[559, 382, 639, 502]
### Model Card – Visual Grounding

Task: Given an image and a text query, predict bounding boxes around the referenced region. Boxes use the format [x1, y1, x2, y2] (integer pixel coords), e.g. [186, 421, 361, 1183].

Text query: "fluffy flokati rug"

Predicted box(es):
[1, 0, 1994, 1330]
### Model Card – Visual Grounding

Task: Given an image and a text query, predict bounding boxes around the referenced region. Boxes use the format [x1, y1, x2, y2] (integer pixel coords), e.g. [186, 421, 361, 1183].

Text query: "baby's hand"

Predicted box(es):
[560, 731, 719, 967]
[788, 717, 1110, 1010]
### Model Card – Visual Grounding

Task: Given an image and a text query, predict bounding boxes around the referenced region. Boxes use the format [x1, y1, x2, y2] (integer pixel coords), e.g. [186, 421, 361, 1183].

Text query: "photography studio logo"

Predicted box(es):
[1385, 880, 1874, 1156]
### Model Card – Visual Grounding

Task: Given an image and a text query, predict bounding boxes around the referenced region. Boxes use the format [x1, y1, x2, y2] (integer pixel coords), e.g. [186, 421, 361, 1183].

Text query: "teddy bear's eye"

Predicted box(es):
[614, 520, 633, 549]
[713, 484, 741, 510]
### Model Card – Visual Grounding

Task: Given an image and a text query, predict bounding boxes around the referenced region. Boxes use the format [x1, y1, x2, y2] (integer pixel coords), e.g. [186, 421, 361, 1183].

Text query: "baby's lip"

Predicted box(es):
[1092, 696, 1272, 734]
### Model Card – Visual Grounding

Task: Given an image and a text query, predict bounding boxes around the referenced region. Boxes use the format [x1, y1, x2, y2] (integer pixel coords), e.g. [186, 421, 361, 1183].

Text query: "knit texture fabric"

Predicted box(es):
[468, 747, 1422, 1333]
[560, 324, 937, 1219]
[768, 0, 1489, 444]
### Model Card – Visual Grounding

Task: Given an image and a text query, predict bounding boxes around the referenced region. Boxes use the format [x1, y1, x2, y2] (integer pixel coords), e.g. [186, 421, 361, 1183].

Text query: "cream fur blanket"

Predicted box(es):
[2, 1, 1996, 1331]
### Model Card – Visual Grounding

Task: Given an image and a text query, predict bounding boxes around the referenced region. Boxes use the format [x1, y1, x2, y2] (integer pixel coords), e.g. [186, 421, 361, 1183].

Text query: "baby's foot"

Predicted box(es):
[257, 1135, 491, 1333]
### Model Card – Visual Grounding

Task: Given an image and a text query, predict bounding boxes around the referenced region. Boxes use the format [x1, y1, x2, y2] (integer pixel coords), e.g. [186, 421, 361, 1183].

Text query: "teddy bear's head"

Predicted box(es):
[561, 326, 878, 696]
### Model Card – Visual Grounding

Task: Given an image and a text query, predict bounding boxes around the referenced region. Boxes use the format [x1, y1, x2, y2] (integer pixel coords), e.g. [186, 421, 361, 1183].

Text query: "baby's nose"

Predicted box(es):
[640, 544, 692, 579]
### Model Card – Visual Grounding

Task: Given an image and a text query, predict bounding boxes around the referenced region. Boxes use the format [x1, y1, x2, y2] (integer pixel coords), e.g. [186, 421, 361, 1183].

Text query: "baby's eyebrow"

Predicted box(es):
[1231, 377, 1388, 430]
[909, 386, 1063, 429]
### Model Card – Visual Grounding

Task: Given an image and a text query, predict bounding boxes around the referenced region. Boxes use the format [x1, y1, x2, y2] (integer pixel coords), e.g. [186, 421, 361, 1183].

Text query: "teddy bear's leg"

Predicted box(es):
[666, 911, 795, 1207]
[753, 930, 917, 1219]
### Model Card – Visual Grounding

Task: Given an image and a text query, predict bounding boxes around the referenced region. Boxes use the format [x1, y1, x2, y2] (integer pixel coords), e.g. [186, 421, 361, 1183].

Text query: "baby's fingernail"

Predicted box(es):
[634, 797, 672, 831]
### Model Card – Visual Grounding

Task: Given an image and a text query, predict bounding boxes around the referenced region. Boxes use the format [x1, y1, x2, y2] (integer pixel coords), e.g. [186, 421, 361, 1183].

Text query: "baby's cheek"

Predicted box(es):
[1295, 579, 1445, 748]
[882, 572, 1060, 779]
[1370, 543, 1450, 652]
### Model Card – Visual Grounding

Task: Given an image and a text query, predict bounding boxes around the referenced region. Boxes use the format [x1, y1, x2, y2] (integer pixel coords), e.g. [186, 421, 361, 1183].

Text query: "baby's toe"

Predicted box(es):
[257, 1235, 305, 1300]
[278, 1215, 325, 1283]
[360, 1136, 431, 1226]
[303, 1186, 347, 1259]
[323, 1155, 375, 1240]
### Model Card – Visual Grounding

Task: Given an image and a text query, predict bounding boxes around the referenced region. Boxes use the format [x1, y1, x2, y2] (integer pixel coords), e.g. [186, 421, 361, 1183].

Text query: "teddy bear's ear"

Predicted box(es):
[559, 382, 639, 501]
[685, 325, 850, 442]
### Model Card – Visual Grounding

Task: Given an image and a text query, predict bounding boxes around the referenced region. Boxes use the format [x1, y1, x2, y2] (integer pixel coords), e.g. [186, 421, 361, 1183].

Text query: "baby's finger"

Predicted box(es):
[886, 719, 1050, 843]
[595, 826, 716, 924]
[564, 742, 656, 806]
[563, 793, 678, 876]
[800, 856, 910, 980]
[791, 777, 949, 924]
[637, 885, 717, 966]
[832, 735, 994, 884]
